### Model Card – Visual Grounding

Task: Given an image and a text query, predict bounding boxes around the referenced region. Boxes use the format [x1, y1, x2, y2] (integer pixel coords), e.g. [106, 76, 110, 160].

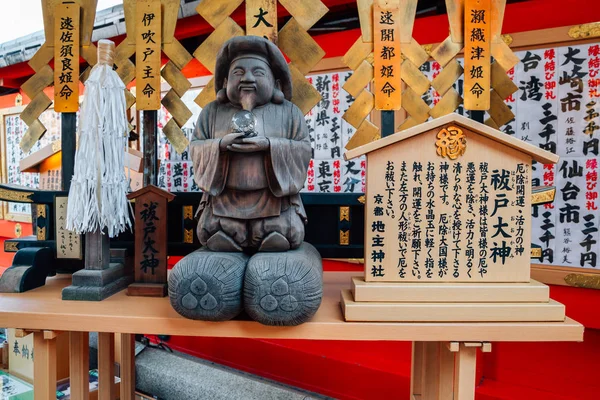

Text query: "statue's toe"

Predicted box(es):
[258, 232, 290, 252]
[206, 231, 243, 252]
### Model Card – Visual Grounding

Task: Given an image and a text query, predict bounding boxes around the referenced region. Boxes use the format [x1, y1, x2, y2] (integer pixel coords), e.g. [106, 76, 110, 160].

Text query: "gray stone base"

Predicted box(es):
[62, 263, 132, 301]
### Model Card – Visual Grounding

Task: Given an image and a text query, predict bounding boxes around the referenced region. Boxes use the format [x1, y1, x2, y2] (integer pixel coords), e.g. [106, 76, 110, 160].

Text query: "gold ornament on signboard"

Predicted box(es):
[435, 126, 467, 160]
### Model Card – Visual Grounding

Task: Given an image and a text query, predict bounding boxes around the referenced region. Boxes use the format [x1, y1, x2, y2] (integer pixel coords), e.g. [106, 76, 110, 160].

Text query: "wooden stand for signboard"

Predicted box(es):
[340, 113, 575, 398]
[126, 185, 175, 297]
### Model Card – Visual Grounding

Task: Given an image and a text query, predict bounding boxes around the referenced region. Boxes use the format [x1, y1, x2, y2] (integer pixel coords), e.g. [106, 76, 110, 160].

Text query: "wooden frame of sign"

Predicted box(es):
[126, 185, 175, 297]
[0, 104, 63, 223]
[340, 113, 570, 323]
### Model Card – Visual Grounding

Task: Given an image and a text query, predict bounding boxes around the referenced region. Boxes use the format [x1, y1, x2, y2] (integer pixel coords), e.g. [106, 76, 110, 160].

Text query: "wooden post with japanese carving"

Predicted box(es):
[137, 0, 162, 186]
[464, 0, 491, 111]
[127, 186, 175, 297]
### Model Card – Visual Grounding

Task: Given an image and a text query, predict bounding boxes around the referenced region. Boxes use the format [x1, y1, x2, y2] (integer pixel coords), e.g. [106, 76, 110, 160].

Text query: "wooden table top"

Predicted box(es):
[0, 272, 583, 342]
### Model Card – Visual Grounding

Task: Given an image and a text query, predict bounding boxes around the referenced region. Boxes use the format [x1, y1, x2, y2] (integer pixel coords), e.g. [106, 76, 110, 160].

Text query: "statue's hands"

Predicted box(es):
[228, 137, 270, 153]
[219, 132, 246, 152]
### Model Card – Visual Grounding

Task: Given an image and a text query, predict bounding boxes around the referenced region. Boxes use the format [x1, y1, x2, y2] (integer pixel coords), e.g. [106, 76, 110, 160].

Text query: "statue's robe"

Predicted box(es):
[190, 99, 311, 249]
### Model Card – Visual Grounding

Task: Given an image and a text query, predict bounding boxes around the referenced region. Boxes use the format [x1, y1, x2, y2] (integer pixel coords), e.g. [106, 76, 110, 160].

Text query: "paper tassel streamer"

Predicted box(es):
[66, 40, 132, 237]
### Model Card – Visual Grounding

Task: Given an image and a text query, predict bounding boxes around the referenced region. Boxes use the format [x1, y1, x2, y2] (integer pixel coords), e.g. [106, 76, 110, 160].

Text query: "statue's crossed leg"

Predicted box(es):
[169, 243, 323, 326]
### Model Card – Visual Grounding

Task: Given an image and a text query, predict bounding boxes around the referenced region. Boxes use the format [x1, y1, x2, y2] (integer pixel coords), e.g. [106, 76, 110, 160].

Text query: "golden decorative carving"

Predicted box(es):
[340, 206, 350, 222]
[4, 242, 18, 252]
[532, 187, 556, 205]
[421, 44, 433, 55]
[564, 273, 600, 290]
[14, 223, 22, 238]
[37, 226, 46, 241]
[568, 22, 600, 39]
[37, 204, 47, 219]
[530, 247, 542, 258]
[183, 229, 194, 244]
[0, 188, 34, 203]
[339, 230, 350, 246]
[501, 34, 513, 46]
[357, 195, 366, 204]
[436, 126, 467, 160]
[183, 205, 193, 220]
[15, 94, 22, 106]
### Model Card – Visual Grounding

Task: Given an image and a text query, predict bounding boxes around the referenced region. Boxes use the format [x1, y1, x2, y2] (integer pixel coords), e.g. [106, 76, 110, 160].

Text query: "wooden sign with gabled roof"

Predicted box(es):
[345, 113, 559, 283]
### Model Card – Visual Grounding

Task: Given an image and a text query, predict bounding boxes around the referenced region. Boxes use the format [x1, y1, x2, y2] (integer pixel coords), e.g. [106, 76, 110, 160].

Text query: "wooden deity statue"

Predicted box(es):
[192, 36, 310, 252]
[169, 36, 323, 326]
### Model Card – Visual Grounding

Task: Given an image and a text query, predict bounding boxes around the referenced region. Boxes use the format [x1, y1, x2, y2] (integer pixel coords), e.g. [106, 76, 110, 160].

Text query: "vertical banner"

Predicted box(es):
[54, 2, 80, 112]
[464, 0, 490, 110]
[246, 0, 278, 43]
[136, 0, 162, 110]
[373, 3, 401, 110]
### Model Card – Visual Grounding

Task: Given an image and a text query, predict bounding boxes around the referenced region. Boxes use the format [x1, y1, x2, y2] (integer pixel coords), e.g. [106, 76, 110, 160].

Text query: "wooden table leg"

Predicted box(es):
[98, 332, 115, 400]
[453, 343, 477, 400]
[438, 343, 455, 400]
[33, 330, 56, 400]
[421, 342, 441, 400]
[69, 331, 90, 400]
[410, 341, 425, 398]
[120, 333, 135, 400]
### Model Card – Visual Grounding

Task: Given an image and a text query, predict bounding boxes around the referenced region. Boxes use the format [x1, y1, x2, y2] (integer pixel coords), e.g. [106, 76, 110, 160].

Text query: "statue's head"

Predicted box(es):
[214, 36, 293, 110]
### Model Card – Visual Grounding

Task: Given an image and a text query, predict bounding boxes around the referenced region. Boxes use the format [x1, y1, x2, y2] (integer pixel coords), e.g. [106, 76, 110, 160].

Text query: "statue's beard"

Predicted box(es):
[239, 90, 256, 111]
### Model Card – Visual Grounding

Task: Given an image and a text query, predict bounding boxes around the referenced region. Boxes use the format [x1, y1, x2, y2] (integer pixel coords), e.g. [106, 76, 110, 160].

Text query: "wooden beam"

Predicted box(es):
[98, 332, 116, 400]
[69, 331, 90, 400]
[33, 331, 57, 400]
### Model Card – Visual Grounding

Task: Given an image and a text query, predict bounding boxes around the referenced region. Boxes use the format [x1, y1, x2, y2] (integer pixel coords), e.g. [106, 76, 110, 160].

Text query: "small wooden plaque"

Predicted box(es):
[373, 4, 401, 110]
[127, 185, 175, 297]
[464, 0, 491, 110]
[54, 2, 80, 113]
[135, 0, 162, 110]
[246, 0, 278, 43]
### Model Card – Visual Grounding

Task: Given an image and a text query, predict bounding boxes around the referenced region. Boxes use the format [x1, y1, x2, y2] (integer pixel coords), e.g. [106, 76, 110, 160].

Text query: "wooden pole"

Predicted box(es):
[69, 331, 90, 399]
[61, 112, 77, 192]
[381, 111, 395, 137]
[470, 110, 485, 123]
[143, 111, 158, 187]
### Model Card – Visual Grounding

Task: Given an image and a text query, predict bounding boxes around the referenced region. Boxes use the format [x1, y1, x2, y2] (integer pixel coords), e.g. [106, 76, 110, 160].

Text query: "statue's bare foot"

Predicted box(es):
[244, 243, 323, 326]
[206, 231, 243, 252]
[258, 232, 291, 252]
[169, 249, 248, 321]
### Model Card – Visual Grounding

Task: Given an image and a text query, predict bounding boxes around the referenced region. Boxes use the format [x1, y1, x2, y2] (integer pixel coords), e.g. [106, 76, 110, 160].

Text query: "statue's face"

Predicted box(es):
[226, 57, 276, 109]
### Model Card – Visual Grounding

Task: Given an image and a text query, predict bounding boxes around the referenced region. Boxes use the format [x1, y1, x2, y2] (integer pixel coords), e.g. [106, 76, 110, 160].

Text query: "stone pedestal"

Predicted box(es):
[62, 263, 132, 301]
[62, 248, 132, 301]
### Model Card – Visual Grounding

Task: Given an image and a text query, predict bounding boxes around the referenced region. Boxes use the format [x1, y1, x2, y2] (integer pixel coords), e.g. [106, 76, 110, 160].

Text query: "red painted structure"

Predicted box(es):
[2, 0, 600, 398]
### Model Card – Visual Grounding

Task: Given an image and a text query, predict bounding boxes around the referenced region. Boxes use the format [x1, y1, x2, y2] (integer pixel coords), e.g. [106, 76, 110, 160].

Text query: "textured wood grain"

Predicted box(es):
[136, 0, 162, 110]
[98, 332, 115, 400]
[0, 273, 583, 342]
[278, 18, 325, 75]
[342, 38, 373, 70]
[33, 331, 56, 400]
[278, 0, 328, 30]
[373, 3, 401, 110]
[193, 17, 244, 73]
[352, 277, 550, 303]
[69, 331, 90, 400]
[54, 2, 80, 113]
[246, 0, 278, 43]
[464, 0, 491, 110]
